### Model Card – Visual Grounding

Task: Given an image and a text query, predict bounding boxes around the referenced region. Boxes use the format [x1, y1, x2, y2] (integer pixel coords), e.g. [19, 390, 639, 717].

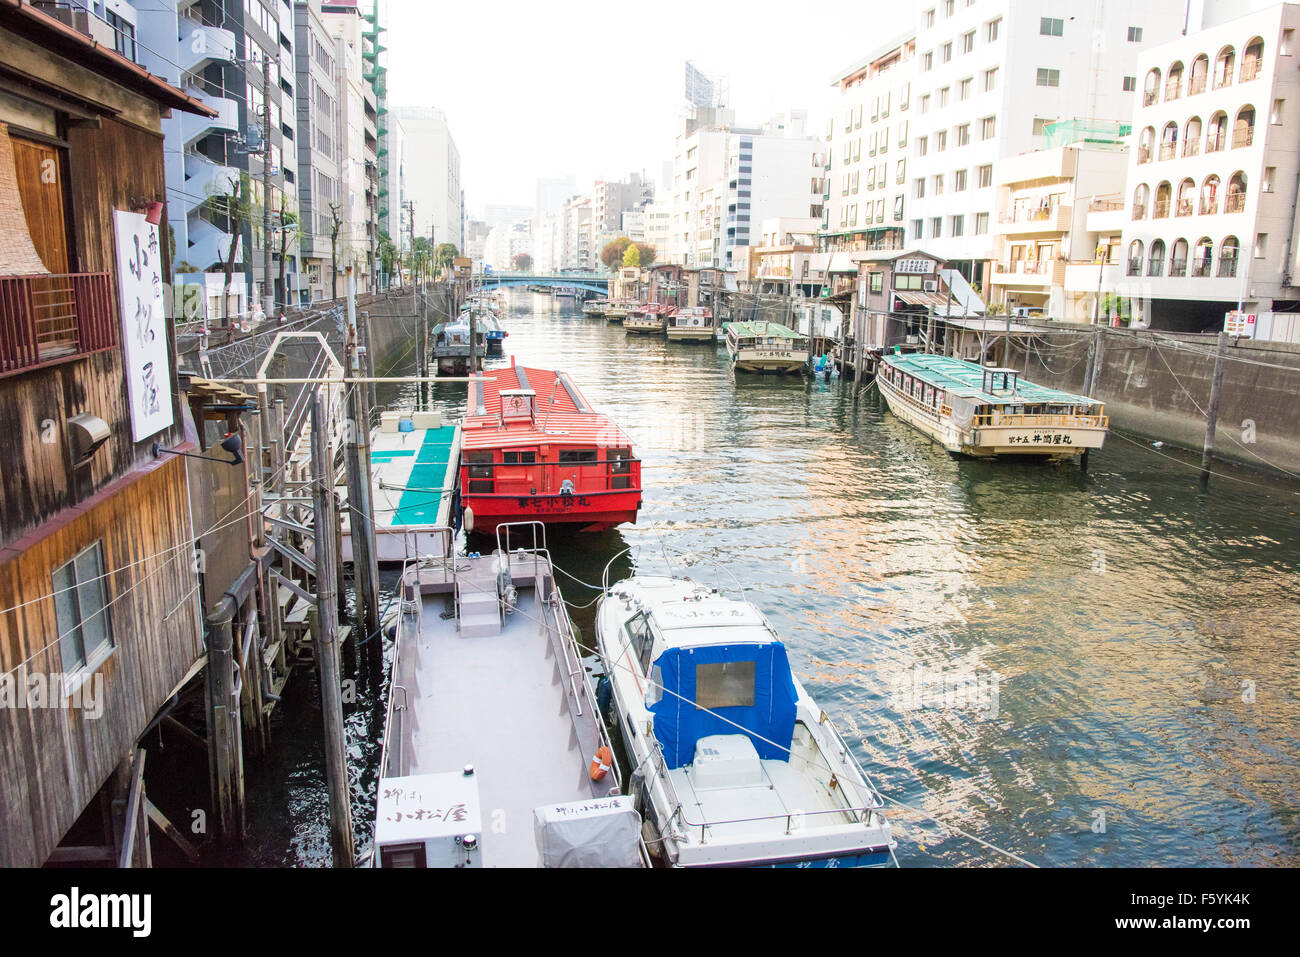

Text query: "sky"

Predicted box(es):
[387, 0, 913, 216]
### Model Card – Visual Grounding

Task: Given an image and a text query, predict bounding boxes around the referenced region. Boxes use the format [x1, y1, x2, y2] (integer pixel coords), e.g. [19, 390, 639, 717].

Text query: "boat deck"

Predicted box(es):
[371, 424, 460, 527]
[383, 553, 620, 867]
[885, 352, 1098, 406]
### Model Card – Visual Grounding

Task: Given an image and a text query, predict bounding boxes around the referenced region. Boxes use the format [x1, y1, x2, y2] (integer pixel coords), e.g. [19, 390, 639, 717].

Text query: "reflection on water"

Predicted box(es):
[233, 289, 1300, 867]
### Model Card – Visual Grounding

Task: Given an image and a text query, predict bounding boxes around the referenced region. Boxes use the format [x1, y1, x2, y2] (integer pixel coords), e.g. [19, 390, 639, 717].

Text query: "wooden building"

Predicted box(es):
[0, 2, 217, 867]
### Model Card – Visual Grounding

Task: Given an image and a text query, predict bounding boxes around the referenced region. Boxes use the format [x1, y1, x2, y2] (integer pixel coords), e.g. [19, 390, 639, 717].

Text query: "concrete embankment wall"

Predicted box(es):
[1022, 324, 1300, 477]
[360, 283, 454, 370]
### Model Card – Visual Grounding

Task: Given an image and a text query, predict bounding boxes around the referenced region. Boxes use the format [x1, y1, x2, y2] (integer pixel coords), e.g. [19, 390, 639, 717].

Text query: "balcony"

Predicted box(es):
[1087, 198, 1127, 234]
[1232, 127, 1254, 148]
[183, 153, 239, 202]
[0, 273, 116, 377]
[1169, 258, 1188, 277]
[1240, 58, 1261, 82]
[1153, 199, 1170, 218]
[1147, 258, 1164, 277]
[1191, 259, 1213, 277]
[1138, 146, 1153, 164]
[181, 88, 239, 146]
[1189, 75, 1207, 95]
[996, 204, 1070, 235]
[186, 218, 240, 272]
[1176, 198, 1195, 217]
[1158, 142, 1177, 160]
[1143, 89, 1158, 106]
[992, 259, 1064, 286]
[1218, 256, 1239, 277]
[1225, 192, 1247, 213]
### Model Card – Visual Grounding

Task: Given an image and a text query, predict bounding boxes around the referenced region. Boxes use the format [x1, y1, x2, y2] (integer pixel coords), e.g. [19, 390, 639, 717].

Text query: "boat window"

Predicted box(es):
[696, 661, 756, 710]
[559, 449, 599, 464]
[466, 451, 494, 478]
[626, 613, 654, 673]
[503, 450, 536, 465]
[610, 447, 633, 490]
[646, 665, 663, 706]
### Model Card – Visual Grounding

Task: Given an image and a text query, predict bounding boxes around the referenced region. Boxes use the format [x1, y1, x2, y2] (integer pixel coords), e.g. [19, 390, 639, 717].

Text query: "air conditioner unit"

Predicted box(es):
[923, 280, 938, 292]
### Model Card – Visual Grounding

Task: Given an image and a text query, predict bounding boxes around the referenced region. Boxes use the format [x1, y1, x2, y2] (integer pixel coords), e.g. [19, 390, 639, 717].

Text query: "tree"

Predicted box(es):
[411, 236, 431, 282]
[277, 194, 299, 310]
[436, 242, 459, 271]
[513, 253, 533, 271]
[622, 242, 640, 267]
[600, 236, 632, 270]
[378, 231, 399, 288]
[207, 173, 252, 325]
[329, 202, 343, 299]
[634, 242, 656, 268]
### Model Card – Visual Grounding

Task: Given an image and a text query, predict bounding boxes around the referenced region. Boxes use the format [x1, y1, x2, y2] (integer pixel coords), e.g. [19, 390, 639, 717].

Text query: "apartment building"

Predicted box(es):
[751, 216, 822, 294]
[989, 133, 1129, 320]
[823, 32, 917, 254]
[1118, 2, 1300, 338]
[396, 106, 462, 253]
[294, 0, 341, 301]
[906, 0, 1189, 289]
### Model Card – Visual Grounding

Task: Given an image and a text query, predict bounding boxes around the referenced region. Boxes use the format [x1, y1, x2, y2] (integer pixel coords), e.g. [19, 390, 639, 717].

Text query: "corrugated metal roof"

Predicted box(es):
[721, 321, 804, 339]
[461, 366, 634, 450]
[882, 353, 1099, 406]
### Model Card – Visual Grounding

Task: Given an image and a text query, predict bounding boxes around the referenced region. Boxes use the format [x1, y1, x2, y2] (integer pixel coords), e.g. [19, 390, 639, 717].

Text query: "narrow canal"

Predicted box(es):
[229, 289, 1300, 867]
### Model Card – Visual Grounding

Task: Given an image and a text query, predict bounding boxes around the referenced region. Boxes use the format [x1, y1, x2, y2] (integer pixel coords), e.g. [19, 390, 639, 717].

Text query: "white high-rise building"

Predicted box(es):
[1118, 1, 1300, 339]
[904, 0, 1189, 288]
[395, 106, 462, 252]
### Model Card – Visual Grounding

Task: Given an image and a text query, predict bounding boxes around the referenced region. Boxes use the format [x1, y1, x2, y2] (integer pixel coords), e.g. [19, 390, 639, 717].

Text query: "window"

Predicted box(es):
[933, 173, 944, 194]
[960, 77, 973, 100]
[961, 31, 975, 54]
[984, 67, 999, 92]
[920, 93, 931, 114]
[466, 451, 494, 492]
[942, 42, 952, 63]
[986, 17, 1001, 43]
[981, 116, 996, 139]
[503, 450, 537, 464]
[53, 543, 114, 677]
[1255, 233, 1267, 258]
[627, 613, 655, 674]
[1040, 17, 1064, 37]
[695, 661, 755, 710]
[1032, 117, 1055, 136]
[939, 86, 950, 108]
[944, 0, 954, 16]
[978, 164, 993, 187]
[930, 216, 943, 237]
[917, 135, 929, 156]
[954, 168, 968, 191]
[975, 211, 989, 234]
[1123, 76, 1137, 92]
[925, 7, 935, 28]
[1272, 99, 1285, 124]
[1128, 26, 1143, 42]
[869, 272, 883, 293]
[1036, 68, 1060, 87]
[956, 123, 970, 146]
[923, 50, 933, 71]
[950, 214, 964, 236]
[911, 219, 923, 241]
[936, 130, 947, 151]
[559, 449, 598, 464]
[914, 177, 926, 198]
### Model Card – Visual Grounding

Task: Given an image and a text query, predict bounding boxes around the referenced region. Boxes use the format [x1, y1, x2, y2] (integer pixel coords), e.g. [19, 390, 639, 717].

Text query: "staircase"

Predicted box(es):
[456, 563, 502, 637]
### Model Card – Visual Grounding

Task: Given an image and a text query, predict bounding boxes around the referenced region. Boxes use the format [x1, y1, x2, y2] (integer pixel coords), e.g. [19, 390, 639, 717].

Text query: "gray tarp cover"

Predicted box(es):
[534, 796, 642, 867]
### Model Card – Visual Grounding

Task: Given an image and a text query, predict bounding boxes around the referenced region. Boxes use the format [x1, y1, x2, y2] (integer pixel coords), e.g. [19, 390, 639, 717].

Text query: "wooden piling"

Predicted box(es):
[204, 603, 244, 842]
[310, 395, 356, 867]
[1200, 331, 1228, 486]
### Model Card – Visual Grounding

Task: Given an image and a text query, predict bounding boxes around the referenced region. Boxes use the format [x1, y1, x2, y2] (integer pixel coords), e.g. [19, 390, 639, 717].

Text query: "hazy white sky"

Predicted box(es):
[387, 0, 912, 216]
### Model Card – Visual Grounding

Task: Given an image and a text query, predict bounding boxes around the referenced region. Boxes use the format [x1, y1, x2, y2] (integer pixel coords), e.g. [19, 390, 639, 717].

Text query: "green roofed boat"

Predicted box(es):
[877, 352, 1108, 461]
[721, 320, 810, 375]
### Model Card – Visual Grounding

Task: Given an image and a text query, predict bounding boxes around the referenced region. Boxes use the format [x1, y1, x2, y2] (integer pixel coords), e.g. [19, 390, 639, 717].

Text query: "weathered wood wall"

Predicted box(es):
[0, 454, 203, 867]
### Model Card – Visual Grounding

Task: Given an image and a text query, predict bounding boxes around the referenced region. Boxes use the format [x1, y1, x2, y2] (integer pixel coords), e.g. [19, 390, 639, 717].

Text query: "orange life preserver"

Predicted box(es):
[589, 745, 613, 781]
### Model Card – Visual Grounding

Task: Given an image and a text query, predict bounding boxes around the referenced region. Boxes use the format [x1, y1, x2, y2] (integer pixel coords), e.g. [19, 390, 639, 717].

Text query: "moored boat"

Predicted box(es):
[624, 302, 667, 334]
[432, 316, 487, 376]
[596, 574, 897, 868]
[583, 298, 608, 319]
[876, 351, 1108, 460]
[457, 360, 643, 535]
[605, 300, 631, 322]
[373, 523, 648, 868]
[665, 305, 715, 342]
[341, 409, 461, 564]
[722, 321, 810, 374]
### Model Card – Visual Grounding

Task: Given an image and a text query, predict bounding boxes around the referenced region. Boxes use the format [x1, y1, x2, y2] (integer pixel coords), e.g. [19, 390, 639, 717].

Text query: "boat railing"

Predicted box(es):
[973, 412, 1109, 429]
[496, 520, 547, 558]
[377, 553, 424, 780]
[600, 543, 750, 600]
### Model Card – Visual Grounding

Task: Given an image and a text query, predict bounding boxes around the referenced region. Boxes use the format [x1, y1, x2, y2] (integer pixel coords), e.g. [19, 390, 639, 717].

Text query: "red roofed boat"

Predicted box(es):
[458, 360, 643, 534]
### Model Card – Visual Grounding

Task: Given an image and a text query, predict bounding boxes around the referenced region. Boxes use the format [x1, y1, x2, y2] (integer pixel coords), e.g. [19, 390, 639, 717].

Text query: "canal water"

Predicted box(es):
[226, 289, 1300, 867]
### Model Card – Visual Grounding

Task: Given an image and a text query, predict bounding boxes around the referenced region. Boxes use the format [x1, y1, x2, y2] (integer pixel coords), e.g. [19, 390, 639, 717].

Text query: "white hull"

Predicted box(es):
[666, 326, 715, 341]
[728, 346, 809, 375]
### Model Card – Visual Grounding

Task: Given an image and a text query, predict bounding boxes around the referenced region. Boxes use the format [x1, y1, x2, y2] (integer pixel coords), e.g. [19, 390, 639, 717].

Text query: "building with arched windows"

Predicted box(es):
[1119, 1, 1300, 340]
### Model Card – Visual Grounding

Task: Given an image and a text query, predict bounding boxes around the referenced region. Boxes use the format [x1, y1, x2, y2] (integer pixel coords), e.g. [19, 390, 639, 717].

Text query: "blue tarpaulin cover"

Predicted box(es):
[649, 642, 798, 768]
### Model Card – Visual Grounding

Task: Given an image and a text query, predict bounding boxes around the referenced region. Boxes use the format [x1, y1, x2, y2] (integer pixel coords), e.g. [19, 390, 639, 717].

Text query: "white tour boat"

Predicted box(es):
[624, 302, 667, 334]
[665, 306, 715, 342]
[595, 574, 897, 868]
[877, 351, 1108, 461]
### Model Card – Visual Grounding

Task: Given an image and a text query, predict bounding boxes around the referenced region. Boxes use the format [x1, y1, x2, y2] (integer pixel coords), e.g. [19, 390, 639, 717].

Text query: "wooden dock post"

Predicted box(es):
[204, 602, 245, 842]
[1200, 331, 1228, 486]
[311, 395, 356, 867]
[1082, 327, 1099, 396]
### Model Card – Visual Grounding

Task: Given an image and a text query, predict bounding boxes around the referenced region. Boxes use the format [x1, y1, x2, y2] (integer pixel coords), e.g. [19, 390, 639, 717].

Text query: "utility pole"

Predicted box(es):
[344, 272, 381, 664]
[1200, 331, 1228, 487]
[310, 394, 355, 867]
[261, 51, 275, 319]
